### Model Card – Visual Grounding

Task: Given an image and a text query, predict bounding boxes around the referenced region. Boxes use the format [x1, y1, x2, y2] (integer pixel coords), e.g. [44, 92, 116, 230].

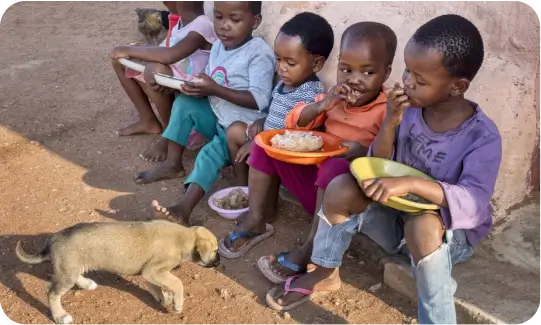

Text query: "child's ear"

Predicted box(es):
[450, 78, 470, 97]
[252, 14, 262, 30]
[383, 64, 392, 82]
[312, 56, 325, 73]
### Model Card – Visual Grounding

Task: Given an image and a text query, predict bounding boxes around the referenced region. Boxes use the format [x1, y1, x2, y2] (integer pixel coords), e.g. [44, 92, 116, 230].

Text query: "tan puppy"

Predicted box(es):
[16, 220, 220, 324]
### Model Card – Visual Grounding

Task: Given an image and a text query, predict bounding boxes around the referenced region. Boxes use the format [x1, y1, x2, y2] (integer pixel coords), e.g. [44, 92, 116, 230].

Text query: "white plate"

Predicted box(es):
[153, 73, 187, 89]
[117, 58, 145, 72]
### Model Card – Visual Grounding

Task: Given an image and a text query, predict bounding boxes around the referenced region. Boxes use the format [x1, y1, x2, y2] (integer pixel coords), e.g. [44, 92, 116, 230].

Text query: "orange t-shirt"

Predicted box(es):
[284, 92, 387, 148]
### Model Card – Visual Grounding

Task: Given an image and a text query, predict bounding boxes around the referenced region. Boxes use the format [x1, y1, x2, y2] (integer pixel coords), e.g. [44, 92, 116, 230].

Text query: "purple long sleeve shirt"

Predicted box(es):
[371, 105, 502, 247]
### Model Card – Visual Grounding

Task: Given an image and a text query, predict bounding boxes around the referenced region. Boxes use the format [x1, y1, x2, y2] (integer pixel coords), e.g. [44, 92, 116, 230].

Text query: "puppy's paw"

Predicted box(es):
[161, 291, 173, 306]
[173, 304, 183, 314]
[53, 313, 73, 324]
[82, 280, 98, 291]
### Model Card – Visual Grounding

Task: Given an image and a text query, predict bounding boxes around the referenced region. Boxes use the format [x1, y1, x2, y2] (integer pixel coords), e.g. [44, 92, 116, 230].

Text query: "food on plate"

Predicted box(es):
[213, 188, 248, 210]
[400, 193, 431, 204]
[270, 130, 324, 152]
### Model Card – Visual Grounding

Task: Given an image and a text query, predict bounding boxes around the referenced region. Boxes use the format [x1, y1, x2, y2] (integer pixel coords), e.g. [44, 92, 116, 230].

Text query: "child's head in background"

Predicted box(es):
[402, 14, 484, 108]
[274, 12, 334, 88]
[213, 1, 263, 50]
[162, 0, 181, 14]
[338, 22, 397, 107]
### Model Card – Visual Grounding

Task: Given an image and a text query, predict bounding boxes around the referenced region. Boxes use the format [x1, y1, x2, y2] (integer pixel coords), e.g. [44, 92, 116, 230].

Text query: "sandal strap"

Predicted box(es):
[228, 231, 261, 242]
[276, 252, 306, 273]
[284, 275, 314, 295]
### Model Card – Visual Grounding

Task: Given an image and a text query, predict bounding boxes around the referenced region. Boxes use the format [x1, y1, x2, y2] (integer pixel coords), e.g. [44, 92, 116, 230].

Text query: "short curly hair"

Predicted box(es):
[279, 12, 335, 59]
[411, 14, 484, 80]
[341, 22, 397, 66]
[249, 1, 262, 15]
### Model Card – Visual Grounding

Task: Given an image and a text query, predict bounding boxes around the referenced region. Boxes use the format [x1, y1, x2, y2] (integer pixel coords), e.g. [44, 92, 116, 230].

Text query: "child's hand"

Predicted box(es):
[247, 118, 265, 140]
[383, 82, 411, 127]
[235, 141, 253, 163]
[319, 84, 350, 112]
[360, 176, 413, 203]
[181, 74, 218, 97]
[338, 141, 366, 160]
[110, 46, 130, 60]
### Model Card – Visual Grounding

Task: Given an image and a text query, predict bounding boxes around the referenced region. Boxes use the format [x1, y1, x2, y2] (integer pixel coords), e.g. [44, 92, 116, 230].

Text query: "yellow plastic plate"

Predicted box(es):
[350, 157, 440, 213]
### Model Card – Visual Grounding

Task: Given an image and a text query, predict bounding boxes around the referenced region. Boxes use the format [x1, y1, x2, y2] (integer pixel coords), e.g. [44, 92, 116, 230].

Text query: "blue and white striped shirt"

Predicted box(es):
[263, 77, 324, 131]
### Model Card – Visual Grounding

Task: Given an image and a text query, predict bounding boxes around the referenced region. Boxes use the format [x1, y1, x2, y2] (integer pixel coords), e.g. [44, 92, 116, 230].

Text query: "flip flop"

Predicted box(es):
[218, 223, 274, 259]
[265, 275, 330, 311]
[257, 252, 307, 284]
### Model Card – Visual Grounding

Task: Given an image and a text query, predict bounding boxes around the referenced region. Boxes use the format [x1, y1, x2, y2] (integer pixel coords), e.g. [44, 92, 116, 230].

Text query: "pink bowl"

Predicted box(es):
[208, 187, 249, 220]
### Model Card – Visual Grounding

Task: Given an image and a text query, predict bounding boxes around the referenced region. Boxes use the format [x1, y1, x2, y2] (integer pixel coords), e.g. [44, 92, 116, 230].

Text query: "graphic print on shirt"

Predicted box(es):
[399, 123, 448, 176]
[210, 66, 229, 86]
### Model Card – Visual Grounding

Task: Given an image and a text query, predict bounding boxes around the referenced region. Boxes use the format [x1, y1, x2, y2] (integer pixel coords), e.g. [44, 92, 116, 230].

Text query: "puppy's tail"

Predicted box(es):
[15, 241, 50, 264]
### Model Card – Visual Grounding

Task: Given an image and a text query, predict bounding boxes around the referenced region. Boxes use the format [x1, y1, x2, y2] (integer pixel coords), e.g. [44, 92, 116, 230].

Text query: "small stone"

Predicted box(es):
[218, 288, 230, 300]
[283, 312, 291, 320]
[368, 282, 382, 292]
[345, 249, 358, 259]
[346, 299, 355, 303]
[29, 141, 39, 145]
[358, 261, 365, 265]
[192, 274, 200, 280]
[334, 301, 340, 306]
[161, 187, 167, 192]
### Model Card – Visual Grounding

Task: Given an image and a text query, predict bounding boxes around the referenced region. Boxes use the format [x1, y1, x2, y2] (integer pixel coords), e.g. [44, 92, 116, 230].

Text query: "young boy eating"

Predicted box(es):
[226, 12, 334, 185]
[218, 22, 398, 277]
[265, 15, 502, 325]
[139, 1, 275, 225]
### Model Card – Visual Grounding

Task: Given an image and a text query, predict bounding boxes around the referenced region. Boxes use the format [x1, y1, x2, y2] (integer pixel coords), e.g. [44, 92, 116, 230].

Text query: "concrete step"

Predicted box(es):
[351, 203, 540, 324]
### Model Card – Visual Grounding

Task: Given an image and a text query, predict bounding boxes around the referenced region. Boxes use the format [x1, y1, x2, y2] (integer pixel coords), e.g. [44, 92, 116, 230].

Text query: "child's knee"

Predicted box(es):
[404, 211, 445, 262]
[324, 174, 362, 207]
[226, 121, 248, 144]
[112, 59, 125, 72]
[143, 62, 173, 83]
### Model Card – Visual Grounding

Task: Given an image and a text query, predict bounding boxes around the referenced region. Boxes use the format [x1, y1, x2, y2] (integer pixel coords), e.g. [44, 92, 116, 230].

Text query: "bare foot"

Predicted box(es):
[134, 163, 185, 184]
[141, 137, 169, 162]
[151, 200, 190, 225]
[271, 267, 341, 307]
[223, 211, 267, 252]
[117, 119, 162, 136]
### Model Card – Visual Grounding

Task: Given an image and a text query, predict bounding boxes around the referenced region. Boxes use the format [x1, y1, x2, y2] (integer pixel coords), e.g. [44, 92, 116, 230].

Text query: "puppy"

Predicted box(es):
[16, 220, 220, 324]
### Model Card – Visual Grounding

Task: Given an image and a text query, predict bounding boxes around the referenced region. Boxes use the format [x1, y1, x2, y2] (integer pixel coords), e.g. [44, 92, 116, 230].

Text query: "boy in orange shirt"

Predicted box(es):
[218, 22, 397, 284]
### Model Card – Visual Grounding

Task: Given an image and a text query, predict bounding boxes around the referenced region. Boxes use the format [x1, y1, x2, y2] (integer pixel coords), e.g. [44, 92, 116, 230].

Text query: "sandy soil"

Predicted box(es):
[0, 2, 416, 323]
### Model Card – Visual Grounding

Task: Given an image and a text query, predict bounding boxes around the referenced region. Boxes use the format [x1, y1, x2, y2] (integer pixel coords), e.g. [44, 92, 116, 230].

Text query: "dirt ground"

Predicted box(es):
[0, 2, 417, 324]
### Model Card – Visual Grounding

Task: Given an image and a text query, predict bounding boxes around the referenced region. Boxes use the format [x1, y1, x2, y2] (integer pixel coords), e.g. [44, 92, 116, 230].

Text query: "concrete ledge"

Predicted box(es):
[382, 259, 507, 324]
[350, 202, 540, 324]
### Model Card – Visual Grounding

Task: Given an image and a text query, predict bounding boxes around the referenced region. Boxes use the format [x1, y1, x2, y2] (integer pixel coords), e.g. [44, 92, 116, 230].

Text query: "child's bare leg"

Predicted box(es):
[140, 62, 176, 161]
[112, 60, 162, 136]
[269, 174, 370, 306]
[152, 183, 204, 225]
[135, 140, 186, 184]
[226, 121, 249, 185]
[224, 167, 280, 251]
[267, 187, 325, 278]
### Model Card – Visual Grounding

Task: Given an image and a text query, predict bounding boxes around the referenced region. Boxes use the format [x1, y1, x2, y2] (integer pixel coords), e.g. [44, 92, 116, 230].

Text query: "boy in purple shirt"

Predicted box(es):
[264, 15, 502, 324]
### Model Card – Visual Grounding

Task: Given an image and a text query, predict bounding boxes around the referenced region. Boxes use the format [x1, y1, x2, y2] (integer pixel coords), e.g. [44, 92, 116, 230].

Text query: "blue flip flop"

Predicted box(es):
[218, 224, 274, 259]
[257, 252, 307, 284]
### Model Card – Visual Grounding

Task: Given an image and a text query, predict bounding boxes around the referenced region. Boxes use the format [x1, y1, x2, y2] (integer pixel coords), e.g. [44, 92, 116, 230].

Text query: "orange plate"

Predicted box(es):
[254, 129, 348, 165]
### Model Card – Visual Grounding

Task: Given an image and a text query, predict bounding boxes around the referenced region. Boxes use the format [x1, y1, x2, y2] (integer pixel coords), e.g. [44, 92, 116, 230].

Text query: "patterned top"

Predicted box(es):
[264, 77, 324, 131]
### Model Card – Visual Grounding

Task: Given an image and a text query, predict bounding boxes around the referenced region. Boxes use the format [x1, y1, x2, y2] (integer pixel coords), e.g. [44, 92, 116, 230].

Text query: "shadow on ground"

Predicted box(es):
[0, 0, 414, 324]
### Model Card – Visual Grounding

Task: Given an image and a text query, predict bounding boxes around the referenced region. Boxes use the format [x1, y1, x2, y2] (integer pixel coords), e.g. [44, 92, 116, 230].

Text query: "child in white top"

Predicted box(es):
[110, 1, 217, 161]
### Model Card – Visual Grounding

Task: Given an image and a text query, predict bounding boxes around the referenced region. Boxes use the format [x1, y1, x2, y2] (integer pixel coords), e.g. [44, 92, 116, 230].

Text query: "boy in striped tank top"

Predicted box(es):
[226, 12, 335, 185]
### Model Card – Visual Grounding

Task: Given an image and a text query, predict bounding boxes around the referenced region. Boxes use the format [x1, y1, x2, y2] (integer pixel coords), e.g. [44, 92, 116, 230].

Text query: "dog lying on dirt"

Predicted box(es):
[16, 220, 220, 324]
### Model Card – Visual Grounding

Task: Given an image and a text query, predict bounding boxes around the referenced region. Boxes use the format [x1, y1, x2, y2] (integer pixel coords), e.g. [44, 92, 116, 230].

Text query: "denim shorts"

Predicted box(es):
[311, 203, 474, 268]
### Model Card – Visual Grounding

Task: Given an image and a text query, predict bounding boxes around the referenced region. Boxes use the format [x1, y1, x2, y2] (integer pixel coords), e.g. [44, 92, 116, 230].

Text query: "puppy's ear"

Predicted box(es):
[193, 227, 218, 264]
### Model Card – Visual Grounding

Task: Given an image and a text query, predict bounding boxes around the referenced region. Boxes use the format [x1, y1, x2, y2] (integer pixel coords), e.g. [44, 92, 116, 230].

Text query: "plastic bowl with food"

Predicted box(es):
[254, 129, 348, 165]
[350, 157, 440, 213]
[208, 186, 249, 220]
